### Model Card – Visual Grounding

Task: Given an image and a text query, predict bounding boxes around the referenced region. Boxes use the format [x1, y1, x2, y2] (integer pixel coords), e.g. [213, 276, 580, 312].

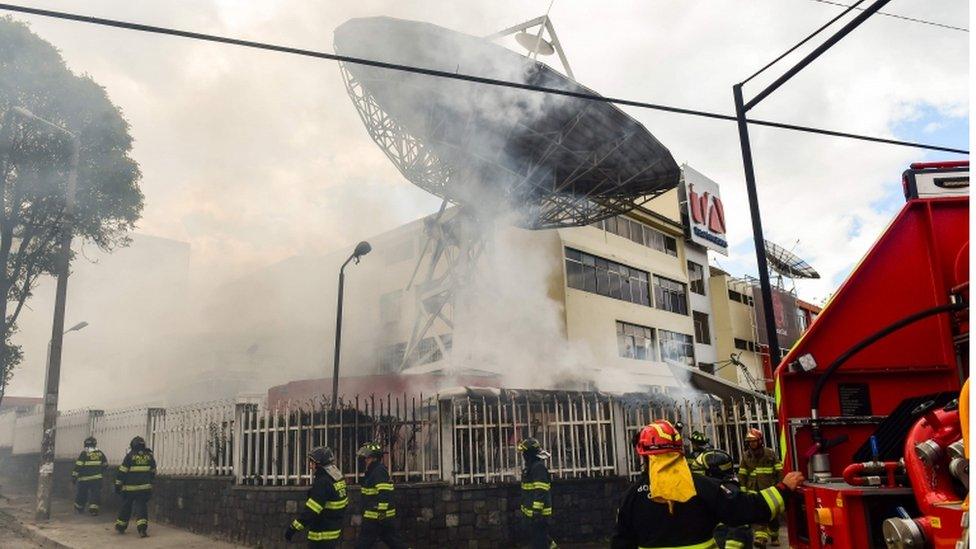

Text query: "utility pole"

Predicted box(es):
[11, 107, 80, 521]
[733, 0, 890, 369]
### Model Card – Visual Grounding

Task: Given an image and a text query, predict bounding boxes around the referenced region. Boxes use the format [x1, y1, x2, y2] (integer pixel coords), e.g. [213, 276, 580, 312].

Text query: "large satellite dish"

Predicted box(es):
[764, 240, 820, 280]
[333, 17, 680, 229]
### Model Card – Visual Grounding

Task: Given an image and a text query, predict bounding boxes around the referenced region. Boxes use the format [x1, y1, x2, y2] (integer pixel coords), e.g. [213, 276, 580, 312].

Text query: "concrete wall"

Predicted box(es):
[0, 453, 628, 548]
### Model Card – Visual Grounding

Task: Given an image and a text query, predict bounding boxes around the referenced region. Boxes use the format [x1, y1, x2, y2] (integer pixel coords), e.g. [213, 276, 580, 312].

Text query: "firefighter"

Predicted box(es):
[738, 428, 784, 547]
[518, 437, 556, 549]
[695, 449, 752, 549]
[354, 442, 408, 549]
[71, 436, 107, 516]
[114, 436, 156, 538]
[687, 431, 712, 474]
[611, 420, 803, 549]
[285, 446, 348, 547]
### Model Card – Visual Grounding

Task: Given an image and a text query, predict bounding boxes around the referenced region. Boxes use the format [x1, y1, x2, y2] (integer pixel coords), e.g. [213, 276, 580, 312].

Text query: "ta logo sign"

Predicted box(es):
[688, 183, 726, 235]
[682, 165, 729, 255]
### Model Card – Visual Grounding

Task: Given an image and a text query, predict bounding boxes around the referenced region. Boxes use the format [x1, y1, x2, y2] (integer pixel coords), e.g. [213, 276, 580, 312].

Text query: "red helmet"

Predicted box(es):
[745, 428, 764, 444]
[635, 420, 684, 456]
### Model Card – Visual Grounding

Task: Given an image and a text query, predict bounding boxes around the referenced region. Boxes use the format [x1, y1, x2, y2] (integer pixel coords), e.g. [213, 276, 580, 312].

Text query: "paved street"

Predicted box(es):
[0, 487, 243, 549]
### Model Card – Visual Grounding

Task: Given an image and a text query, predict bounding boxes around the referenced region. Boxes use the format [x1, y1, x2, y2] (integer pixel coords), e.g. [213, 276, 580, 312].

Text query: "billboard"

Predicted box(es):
[681, 165, 728, 255]
[751, 286, 801, 349]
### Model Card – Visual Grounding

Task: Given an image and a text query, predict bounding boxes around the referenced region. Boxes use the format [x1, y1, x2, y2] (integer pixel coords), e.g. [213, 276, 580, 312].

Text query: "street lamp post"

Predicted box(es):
[331, 241, 371, 410]
[44, 321, 89, 377]
[11, 107, 81, 521]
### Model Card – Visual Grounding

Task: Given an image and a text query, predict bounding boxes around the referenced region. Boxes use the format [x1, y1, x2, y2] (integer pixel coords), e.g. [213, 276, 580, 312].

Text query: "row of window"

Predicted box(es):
[616, 321, 695, 366]
[565, 248, 689, 315]
[593, 216, 678, 257]
[728, 289, 754, 306]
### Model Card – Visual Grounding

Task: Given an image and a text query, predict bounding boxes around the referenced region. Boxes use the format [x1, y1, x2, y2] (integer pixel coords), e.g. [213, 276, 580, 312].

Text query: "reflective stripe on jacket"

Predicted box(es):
[291, 465, 347, 541]
[115, 449, 156, 492]
[360, 461, 396, 520]
[738, 448, 782, 492]
[519, 458, 552, 519]
[72, 449, 107, 482]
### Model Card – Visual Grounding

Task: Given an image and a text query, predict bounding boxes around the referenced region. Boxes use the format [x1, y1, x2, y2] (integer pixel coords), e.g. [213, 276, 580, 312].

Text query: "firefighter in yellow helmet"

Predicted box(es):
[354, 442, 407, 549]
[611, 420, 803, 549]
[738, 428, 783, 547]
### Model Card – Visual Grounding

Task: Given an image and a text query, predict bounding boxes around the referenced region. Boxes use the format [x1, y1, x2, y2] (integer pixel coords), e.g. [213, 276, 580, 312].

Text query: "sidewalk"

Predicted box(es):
[0, 487, 243, 549]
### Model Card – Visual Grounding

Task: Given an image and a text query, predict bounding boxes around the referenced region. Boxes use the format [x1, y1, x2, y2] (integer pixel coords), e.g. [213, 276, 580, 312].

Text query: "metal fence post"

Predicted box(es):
[610, 399, 630, 477]
[438, 397, 454, 484]
[233, 402, 252, 484]
[147, 408, 165, 448]
[87, 409, 103, 439]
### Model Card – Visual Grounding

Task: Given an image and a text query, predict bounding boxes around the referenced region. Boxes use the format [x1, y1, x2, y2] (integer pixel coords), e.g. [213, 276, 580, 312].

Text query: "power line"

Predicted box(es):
[742, 0, 866, 85]
[0, 3, 966, 155]
[807, 0, 969, 32]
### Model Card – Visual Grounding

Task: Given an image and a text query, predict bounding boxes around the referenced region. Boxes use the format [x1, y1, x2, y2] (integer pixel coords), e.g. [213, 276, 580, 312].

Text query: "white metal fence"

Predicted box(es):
[54, 409, 101, 459]
[150, 400, 240, 476]
[238, 394, 440, 486]
[0, 390, 776, 487]
[11, 407, 43, 455]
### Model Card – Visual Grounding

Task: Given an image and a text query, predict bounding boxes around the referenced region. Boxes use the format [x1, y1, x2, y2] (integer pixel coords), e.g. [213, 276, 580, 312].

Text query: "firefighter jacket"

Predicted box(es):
[115, 449, 156, 493]
[738, 448, 782, 493]
[611, 472, 787, 549]
[290, 465, 348, 542]
[520, 457, 552, 519]
[72, 448, 107, 482]
[360, 461, 396, 520]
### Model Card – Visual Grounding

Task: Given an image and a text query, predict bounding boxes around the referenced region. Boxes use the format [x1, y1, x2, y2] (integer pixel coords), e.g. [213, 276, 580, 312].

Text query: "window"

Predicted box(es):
[565, 248, 650, 306]
[594, 216, 678, 257]
[616, 321, 656, 361]
[380, 290, 402, 325]
[659, 330, 695, 365]
[688, 261, 706, 295]
[728, 289, 755, 306]
[653, 275, 688, 315]
[734, 338, 757, 352]
[796, 307, 809, 332]
[692, 311, 711, 344]
[698, 362, 715, 374]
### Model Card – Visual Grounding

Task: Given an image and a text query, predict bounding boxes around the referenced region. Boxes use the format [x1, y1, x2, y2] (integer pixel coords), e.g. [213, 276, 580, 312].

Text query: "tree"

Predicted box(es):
[0, 17, 144, 404]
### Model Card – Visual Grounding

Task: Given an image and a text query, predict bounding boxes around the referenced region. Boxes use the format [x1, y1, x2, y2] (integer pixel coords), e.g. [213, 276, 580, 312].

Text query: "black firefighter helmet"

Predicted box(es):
[695, 449, 736, 480]
[84, 436, 97, 448]
[517, 437, 551, 459]
[130, 436, 146, 451]
[308, 446, 336, 466]
[356, 442, 384, 459]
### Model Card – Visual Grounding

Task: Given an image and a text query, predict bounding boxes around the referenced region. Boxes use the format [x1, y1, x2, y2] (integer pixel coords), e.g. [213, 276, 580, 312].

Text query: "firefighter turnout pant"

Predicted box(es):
[116, 492, 150, 533]
[523, 517, 557, 549]
[714, 523, 752, 549]
[751, 519, 779, 546]
[74, 479, 102, 515]
[354, 518, 408, 549]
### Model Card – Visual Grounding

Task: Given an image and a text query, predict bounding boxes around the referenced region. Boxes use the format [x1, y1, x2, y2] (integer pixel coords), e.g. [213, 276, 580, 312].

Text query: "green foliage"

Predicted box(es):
[0, 16, 144, 401]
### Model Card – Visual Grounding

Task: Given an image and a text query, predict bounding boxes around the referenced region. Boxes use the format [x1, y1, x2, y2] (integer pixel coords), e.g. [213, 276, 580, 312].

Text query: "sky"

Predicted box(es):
[0, 0, 969, 402]
[1, 0, 967, 305]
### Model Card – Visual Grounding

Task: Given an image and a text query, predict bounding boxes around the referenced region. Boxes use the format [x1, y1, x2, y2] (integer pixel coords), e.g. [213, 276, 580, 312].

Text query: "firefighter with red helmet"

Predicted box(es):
[284, 446, 348, 547]
[738, 428, 783, 547]
[611, 420, 803, 549]
[518, 437, 557, 549]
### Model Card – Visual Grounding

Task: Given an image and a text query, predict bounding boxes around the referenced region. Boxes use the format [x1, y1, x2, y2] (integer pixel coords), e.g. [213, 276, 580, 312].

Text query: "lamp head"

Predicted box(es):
[352, 241, 372, 263]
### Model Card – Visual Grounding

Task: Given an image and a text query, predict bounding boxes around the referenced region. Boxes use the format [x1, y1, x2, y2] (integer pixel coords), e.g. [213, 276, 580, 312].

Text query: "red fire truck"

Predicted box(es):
[774, 161, 969, 548]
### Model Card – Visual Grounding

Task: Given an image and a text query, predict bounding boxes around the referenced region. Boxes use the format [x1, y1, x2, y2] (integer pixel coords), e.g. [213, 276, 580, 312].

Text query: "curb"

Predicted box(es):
[0, 507, 75, 549]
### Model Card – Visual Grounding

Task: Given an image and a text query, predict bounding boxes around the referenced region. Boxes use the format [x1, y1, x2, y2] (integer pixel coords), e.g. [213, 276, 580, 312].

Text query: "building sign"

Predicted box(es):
[680, 165, 728, 256]
[752, 286, 801, 349]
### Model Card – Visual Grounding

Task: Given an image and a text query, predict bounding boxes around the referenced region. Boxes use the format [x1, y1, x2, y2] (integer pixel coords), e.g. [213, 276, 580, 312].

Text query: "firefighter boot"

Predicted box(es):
[88, 504, 99, 516]
[115, 521, 127, 534]
[138, 525, 148, 538]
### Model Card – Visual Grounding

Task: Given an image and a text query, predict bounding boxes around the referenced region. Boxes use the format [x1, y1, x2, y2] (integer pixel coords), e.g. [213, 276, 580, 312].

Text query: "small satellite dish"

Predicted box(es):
[514, 31, 555, 56]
